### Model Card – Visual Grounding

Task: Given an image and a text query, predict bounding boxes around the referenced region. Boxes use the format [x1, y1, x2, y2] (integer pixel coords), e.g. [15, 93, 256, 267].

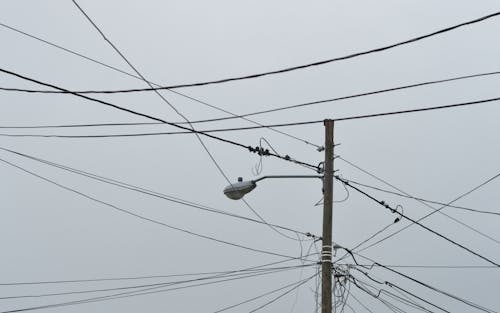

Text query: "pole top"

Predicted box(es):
[323, 119, 334, 125]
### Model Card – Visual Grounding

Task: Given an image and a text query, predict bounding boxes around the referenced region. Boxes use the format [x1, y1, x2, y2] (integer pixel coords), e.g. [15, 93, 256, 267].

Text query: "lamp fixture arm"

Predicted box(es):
[252, 175, 323, 183]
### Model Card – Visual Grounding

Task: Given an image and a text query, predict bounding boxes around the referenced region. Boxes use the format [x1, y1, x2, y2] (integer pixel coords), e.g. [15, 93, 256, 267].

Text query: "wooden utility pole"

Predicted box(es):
[321, 119, 334, 313]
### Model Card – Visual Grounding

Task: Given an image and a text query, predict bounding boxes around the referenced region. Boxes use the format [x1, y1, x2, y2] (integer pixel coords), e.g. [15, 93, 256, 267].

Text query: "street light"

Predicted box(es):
[223, 175, 323, 200]
[223, 119, 334, 313]
[223, 177, 257, 200]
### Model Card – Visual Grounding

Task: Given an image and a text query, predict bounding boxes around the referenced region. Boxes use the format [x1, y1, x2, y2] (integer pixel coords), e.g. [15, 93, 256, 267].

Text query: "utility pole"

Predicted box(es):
[321, 119, 334, 313]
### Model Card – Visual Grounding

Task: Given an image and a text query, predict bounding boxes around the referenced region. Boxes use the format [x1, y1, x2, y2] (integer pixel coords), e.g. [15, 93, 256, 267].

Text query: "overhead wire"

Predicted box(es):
[337, 157, 500, 252]
[343, 220, 399, 254]
[0, 264, 314, 300]
[349, 278, 423, 313]
[70, 0, 318, 161]
[69, 0, 305, 244]
[1, 6, 498, 312]
[332, 260, 352, 312]
[3, 11, 500, 91]
[0, 264, 316, 313]
[350, 278, 409, 313]
[212, 272, 318, 313]
[0, 254, 316, 287]
[278, 237, 320, 313]
[3, 69, 500, 127]
[343, 302, 357, 313]
[0, 67, 321, 172]
[388, 284, 443, 313]
[353, 174, 500, 253]
[0, 64, 320, 246]
[348, 290, 375, 313]
[336, 176, 500, 267]
[0, 122, 166, 129]
[341, 264, 499, 269]
[0, 156, 304, 260]
[1, 94, 499, 141]
[327, 96, 500, 123]
[349, 274, 438, 313]
[0, 20, 319, 149]
[0, 147, 319, 239]
[339, 176, 500, 247]
[351, 266, 449, 313]
[348, 252, 498, 313]
[343, 178, 500, 217]
[246, 273, 317, 313]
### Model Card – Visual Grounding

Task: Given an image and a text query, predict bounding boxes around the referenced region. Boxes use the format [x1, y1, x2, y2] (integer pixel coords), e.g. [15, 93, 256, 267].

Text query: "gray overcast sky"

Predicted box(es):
[1, 1, 500, 312]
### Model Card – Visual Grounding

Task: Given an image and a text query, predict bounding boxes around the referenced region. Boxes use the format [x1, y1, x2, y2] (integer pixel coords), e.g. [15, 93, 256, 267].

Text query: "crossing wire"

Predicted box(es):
[349, 273, 447, 313]
[349, 252, 498, 313]
[69, 0, 322, 246]
[0, 254, 317, 286]
[2, 70, 500, 127]
[3, 70, 500, 126]
[0, 94, 499, 140]
[213, 272, 318, 312]
[0, 67, 320, 172]
[0, 20, 320, 148]
[3, 11, 499, 92]
[352, 170, 500, 253]
[0, 156, 303, 260]
[0, 265, 316, 313]
[0, 146, 318, 239]
[336, 177, 500, 267]
[343, 178, 500, 217]
[0, 264, 315, 300]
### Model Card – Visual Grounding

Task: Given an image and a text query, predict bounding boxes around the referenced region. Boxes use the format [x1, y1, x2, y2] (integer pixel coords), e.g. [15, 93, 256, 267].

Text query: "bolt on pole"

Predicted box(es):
[321, 119, 334, 313]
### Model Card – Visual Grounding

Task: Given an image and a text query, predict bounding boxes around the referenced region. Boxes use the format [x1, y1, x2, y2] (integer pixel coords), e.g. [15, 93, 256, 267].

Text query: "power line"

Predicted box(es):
[4, 11, 500, 92]
[71, 0, 255, 224]
[384, 282, 448, 313]
[341, 264, 499, 269]
[344, 178, 500, 217]
[0, 146, 318, 240]
[353, 171, 500, 253]
[0, 264, 314, 300]
[0, 122, 165, 129]
[246, 274, 316, 313]
[0, 21, 319, 148]
[173, 70, 500, 123]
[4, 69, 500, 126]
[337, 157, 500, 254]
[349, 274, 444, 313]
[213, 272, 318, 312]
[353, 265, 499, 313]
[0, 156, 302, 260]
[336, 176, 500, 267]
[0, 67, 320, 172]
[0, 255, 316, 287]
[0, 123, 316, 138]
[330, 96, 500, 122]
[1, 94, 499, 140]
[0, 130, 277, 139]
[70, 0, 317, 244]
[350, 275, 438, 313]
[340, 176, 500, 247]
[342, 221, 397, 255]
[349, 252, 498, 313]
[350, 278, 412, 313]
[348, 291, 375, 313]
[0, 264, 316, 313]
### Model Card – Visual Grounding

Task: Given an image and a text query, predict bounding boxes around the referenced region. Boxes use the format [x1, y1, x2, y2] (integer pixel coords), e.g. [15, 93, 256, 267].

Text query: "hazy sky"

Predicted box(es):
[1, 1, 500, 312]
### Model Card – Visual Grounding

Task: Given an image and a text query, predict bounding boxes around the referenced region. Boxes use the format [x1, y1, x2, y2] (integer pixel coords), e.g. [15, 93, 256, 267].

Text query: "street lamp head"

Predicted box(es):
[223, 177, 257, 200]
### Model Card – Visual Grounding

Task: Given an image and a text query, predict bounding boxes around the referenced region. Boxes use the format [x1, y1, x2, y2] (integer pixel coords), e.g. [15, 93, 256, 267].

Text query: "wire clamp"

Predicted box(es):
[321, 245, 333, 263]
